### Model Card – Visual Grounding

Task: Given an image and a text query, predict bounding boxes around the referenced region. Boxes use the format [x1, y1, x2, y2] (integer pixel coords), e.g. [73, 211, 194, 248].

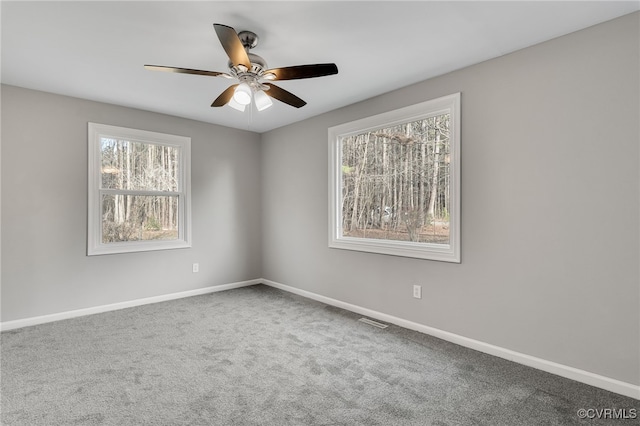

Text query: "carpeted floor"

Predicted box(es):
[1, 284, 637, 425]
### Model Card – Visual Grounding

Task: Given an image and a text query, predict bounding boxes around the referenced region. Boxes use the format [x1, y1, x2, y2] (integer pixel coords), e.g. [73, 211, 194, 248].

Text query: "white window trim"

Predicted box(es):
[87, 123, 192, 256]
[328, 93, 460, 263]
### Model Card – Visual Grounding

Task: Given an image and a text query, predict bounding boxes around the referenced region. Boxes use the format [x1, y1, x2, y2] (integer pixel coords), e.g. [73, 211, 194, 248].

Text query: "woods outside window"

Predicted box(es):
[88, 123, 191, 255]
[329, 93, 460, 262]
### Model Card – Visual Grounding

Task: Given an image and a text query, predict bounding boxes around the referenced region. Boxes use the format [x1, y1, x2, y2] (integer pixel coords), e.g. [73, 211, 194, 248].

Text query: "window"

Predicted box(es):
[88, 123, 191, 255]
[329, 93, 460, 262]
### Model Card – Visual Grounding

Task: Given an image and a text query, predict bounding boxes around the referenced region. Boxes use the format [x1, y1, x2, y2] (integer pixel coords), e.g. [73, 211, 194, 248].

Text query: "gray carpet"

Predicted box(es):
[1, 285, 637, 425]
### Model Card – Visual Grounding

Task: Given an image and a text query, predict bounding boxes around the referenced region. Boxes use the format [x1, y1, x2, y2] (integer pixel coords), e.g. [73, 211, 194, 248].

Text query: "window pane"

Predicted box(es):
[100, 138, 179, 191]
[101, 194, 179, 243]
[340, 114, 450, 244]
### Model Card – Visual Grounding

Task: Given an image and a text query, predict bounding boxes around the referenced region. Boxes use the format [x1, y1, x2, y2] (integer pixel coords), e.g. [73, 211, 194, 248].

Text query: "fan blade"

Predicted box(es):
[144, 65, 231, 78]
[211, 85, 238, 107]
[213, 24, 251, 69]
[263, 63, 338, 81]
[264, 83, 307, 108]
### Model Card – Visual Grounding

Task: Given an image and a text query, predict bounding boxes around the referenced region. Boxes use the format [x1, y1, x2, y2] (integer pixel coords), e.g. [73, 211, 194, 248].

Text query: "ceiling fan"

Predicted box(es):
[145, 23, 338, 112]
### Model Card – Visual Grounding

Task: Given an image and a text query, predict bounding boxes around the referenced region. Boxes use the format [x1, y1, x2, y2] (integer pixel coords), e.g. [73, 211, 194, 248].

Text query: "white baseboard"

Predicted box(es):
[0, 279, 260, 332]
[261, 279, 640, 400]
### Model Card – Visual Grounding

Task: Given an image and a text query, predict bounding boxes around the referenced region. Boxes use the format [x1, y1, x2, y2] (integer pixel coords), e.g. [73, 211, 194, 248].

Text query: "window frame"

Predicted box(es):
[87, 122, 192, 256]
[328, 93, 460, 263]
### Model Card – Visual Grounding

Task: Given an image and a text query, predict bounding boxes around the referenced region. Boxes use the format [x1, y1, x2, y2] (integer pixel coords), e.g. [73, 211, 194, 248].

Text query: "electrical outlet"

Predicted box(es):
[413, 285, 422, 299]
[192, 263, 199, 273]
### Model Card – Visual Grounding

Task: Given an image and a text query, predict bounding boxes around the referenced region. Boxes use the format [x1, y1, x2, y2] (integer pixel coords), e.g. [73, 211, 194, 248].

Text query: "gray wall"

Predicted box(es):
[1, 85, 262, 321]
[261, 13, 639, 385]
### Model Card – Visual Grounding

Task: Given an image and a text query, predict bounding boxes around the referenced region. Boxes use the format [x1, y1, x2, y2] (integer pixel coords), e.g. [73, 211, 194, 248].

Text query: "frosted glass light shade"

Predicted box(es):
[254, 90, 273, 111]
[228, 96, 246, 111]
[233, 83, 252, 105]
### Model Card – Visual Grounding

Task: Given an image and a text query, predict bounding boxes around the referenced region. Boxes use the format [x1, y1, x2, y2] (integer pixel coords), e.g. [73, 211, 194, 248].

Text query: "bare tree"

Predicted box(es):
[341, 113, 450, 243]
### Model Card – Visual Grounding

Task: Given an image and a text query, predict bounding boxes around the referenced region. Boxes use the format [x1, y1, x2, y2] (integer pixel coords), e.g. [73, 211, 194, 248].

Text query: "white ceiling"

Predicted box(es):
[2, 1, 638, 133]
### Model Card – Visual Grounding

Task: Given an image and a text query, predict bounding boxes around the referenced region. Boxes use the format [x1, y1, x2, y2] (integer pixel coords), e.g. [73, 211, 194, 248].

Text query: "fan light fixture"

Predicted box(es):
[231, 84, 273, 111]
[233, 83, 252, 105]
[227, 96, 246, 112]
[253, 89, 273, 111]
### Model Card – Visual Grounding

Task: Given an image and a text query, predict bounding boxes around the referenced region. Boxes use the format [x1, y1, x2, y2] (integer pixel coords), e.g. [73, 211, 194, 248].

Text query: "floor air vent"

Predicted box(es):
[358, 317, 388, 329]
